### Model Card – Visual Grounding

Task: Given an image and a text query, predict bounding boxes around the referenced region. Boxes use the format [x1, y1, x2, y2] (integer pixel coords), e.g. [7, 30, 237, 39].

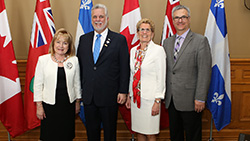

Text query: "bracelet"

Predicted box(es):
[155, 99, 161, 103]
[36, 103, 42, 106]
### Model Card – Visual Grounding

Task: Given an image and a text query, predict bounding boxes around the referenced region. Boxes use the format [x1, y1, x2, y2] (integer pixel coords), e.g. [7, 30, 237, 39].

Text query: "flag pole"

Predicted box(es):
[209, 116, 213, 141]
[131, 133, 135, 141]
[7, 132, 11, 141]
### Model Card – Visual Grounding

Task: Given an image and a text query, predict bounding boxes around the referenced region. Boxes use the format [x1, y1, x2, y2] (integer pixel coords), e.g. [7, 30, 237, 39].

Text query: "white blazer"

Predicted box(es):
[129, 41, 166, 100]
[34, 54, 81, 105]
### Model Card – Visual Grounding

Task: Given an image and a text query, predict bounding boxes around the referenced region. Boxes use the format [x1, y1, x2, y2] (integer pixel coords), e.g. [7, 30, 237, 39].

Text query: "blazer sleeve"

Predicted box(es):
[129, 47, 136, 97]
[154, 46, 167, 99]
[33, 57, 44, 102]
[118, 35, 130, 94]
[195, 36, 212, 101]
[74, 57, 82, 99]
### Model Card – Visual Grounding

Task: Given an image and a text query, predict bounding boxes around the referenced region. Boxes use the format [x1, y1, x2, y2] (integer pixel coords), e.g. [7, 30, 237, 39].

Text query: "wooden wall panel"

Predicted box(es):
[1, 59, 250, 141]
[239, 92, 250, 122]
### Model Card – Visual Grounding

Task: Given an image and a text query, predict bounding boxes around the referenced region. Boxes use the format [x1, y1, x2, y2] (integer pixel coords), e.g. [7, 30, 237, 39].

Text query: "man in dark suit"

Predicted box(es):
[163, 5, 212, 141]
[76, 4, 130, 141]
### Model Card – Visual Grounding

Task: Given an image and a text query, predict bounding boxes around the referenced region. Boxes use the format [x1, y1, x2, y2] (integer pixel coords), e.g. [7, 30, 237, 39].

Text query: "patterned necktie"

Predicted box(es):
[93, 34, 101, 64]
[174, 36, 182, 61]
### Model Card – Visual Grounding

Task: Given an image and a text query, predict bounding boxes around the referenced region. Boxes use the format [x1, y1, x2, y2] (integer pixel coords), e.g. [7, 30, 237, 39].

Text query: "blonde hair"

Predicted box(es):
[136, 18, 155, 33]
[49, 28, 75, 57]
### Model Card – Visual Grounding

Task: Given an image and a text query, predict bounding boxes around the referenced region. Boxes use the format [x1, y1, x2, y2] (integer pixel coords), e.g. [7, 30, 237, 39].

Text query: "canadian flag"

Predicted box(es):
[120, 0, 141, 51]
[0, 0, 27, 137]
[119, 0, 141, 133]
[161, 0, 180, 45]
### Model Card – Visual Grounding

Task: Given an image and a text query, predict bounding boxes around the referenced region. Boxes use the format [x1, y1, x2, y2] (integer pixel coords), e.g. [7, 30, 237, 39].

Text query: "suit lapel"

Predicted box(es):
[173, 31, 193, 66]
[86, 32, 95, 64]
[96, 29, 112, 64]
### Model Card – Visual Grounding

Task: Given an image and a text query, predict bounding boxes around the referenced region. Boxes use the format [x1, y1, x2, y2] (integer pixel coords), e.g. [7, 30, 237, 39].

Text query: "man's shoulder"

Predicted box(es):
[163, 35, 175, 44]
[189, 31, 207, 40]
[108, 29, 126, 39]
[80, 31, 94, 39]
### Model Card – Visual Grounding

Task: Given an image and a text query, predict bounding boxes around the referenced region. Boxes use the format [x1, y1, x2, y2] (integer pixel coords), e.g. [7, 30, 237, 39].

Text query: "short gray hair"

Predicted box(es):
[92, 4, 109, 18]
[172, 5, 190, 18]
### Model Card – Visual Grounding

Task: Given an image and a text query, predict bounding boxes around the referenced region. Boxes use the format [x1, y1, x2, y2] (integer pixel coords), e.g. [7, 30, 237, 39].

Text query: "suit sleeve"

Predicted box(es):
[76, 35, 84, 89]
[119, 35, 130, 94]
[195, 36, 212, 101]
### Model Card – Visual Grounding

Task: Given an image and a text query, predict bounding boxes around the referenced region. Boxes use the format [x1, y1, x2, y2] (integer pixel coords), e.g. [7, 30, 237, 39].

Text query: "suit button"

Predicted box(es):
[94, 67, 97, 70]
[173, 72, 175, 75]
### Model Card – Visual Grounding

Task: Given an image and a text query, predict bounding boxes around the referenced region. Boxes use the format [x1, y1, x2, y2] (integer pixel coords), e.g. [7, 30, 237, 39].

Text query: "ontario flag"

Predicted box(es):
[205, 0, 231, 131]
[161, 0, 180, 45]
[0, 0, 27, 137]
[24, 0, 55, 130]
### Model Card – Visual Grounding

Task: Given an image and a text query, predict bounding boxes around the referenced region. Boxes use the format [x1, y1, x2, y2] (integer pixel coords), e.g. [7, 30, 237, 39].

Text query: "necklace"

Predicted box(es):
[53, 55, 68, 63]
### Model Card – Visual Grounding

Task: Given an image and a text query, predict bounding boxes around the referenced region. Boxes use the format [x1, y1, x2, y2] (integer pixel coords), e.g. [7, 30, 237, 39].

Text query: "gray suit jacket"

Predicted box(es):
[163, 30, 212, 111]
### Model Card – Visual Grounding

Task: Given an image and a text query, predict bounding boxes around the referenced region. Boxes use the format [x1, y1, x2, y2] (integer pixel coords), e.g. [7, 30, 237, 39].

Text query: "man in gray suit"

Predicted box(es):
[163, 5, 212, 141]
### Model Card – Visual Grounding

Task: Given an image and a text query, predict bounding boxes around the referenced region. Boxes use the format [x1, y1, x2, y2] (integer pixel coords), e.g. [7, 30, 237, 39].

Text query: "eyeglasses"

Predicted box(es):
[173, 16, 189, 22]
[138, 28, 151, 33]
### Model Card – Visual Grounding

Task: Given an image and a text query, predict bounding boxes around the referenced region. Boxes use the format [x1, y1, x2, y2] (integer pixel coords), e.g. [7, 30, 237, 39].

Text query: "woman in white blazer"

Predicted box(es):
[125, 19, 166, 141]
[34, 28, 81, 141]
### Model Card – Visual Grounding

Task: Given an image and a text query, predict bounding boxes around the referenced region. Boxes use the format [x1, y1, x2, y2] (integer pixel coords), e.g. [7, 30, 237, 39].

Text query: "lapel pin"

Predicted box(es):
[66, 62, 73, 69]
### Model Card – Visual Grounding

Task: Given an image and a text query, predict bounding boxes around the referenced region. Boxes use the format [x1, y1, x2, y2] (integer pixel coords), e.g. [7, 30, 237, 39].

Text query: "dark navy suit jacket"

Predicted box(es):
[77, 29, 130, 107]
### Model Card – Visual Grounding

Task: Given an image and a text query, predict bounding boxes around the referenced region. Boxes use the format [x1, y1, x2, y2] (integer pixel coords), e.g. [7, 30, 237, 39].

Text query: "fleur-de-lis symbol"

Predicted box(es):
[211, 92, 224, 106]
[214, 0, 224, 9]
[80, 0, 92, 10]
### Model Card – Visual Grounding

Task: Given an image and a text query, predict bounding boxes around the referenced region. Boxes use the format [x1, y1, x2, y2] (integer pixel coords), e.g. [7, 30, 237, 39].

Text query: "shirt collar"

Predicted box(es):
[94, 28, 108, 38]
[176, 28, 190, 39]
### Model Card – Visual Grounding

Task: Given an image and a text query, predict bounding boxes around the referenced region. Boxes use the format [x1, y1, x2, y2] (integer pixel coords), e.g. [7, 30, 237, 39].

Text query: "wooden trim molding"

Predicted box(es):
[1, 59, 250, 140]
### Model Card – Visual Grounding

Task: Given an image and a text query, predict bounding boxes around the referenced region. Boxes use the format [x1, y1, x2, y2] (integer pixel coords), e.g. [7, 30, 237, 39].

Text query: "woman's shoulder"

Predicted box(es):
[67, 56, 79, 63]
[68, 55, 77, 60]
[150, 41, 164, 51]
[38, 54, 51, 61]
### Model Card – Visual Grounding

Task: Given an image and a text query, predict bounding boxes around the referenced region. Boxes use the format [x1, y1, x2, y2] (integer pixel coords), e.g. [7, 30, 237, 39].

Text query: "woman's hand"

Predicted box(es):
[151, 100, 160, 116]
[75, 100, 81, 114]
[36, 102, 46, 120]
[125, 95, 131, 109]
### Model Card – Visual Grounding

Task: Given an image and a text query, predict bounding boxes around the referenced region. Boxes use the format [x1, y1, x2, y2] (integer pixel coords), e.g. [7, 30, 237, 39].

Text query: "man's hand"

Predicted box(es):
[195, 100, 205, 113]
[117, 93, 127, 104]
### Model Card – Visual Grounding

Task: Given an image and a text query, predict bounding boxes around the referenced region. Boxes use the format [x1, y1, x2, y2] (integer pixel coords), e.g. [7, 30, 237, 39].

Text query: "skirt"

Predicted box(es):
[40, 89, 75, 141]
[131, 97, 161, 135]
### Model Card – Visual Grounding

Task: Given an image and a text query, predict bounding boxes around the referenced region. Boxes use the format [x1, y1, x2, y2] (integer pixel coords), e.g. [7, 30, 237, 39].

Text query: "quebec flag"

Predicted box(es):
[75, 0, 94, 52]
[205, 0, 231, 131]
[75, 0, 94, 126]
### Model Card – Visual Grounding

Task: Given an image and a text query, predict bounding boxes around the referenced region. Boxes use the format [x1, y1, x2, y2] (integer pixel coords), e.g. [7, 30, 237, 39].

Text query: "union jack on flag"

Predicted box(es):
[24, 0, 55, 130]
[161, 0, 180, 45]
[30, 7, 55, 48]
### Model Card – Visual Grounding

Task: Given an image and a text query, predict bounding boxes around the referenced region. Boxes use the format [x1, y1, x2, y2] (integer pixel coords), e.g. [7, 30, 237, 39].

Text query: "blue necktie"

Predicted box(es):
[93, 34, 101, 64]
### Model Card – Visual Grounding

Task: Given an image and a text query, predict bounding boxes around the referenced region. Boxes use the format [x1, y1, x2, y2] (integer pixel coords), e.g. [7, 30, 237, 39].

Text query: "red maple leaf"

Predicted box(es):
[0, 35, 19, 82]
[120, 26, 140, 52]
